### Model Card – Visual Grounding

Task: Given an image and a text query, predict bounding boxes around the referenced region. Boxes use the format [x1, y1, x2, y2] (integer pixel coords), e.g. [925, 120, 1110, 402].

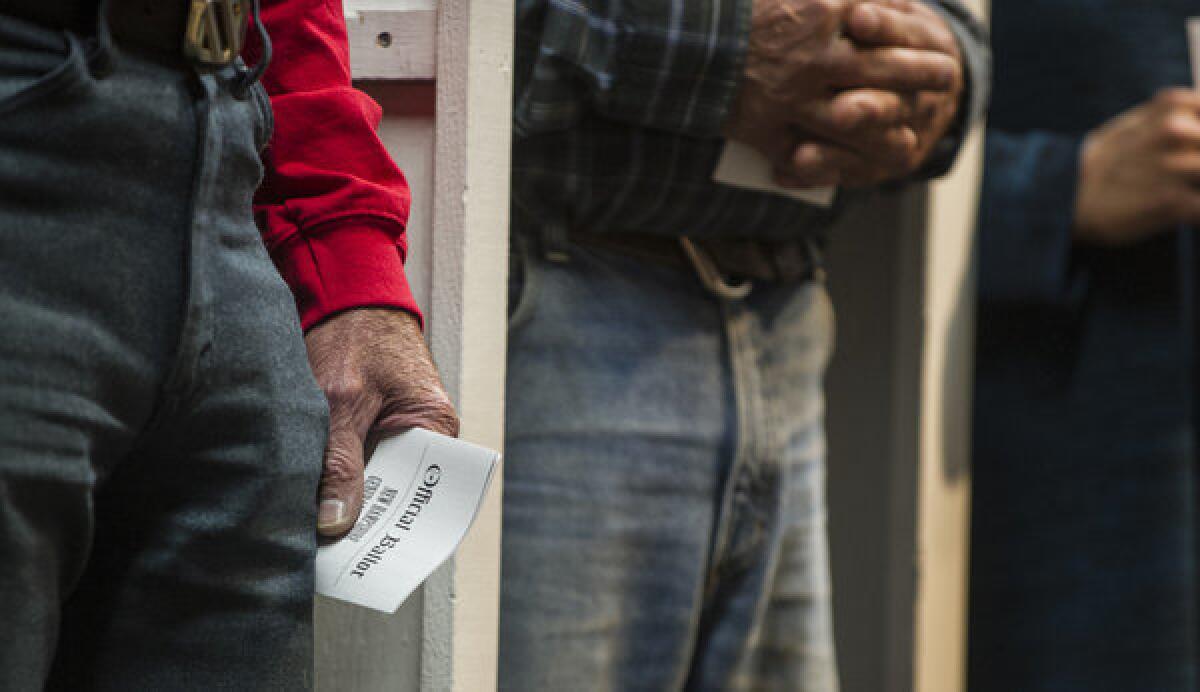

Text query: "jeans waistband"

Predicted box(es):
[558, 229, 825, 291]
[0, 1, 184, 56]
[0, 0, 270, 94]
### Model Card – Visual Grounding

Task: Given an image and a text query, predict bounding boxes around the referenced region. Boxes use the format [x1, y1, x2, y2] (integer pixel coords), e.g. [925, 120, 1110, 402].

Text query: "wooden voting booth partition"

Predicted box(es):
[314, 1, 512, 690]
[318, 1, 985, 690]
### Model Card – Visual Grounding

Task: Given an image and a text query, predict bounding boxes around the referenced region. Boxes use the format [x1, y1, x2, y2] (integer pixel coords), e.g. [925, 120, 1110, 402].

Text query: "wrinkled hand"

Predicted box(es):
[846, 2, 961, 151]
[305, 308, 460, 537]
[779, 0, 963, 186]
[1074, 88, 1200, 246]
[726, 0, 962, 187]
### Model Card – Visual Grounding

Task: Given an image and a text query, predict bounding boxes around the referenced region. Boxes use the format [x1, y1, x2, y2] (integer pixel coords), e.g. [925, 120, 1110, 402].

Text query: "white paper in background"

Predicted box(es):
[712, 140, 837, 208]
[315, 428, 499, 614]
[1188, 18, 1200, 85]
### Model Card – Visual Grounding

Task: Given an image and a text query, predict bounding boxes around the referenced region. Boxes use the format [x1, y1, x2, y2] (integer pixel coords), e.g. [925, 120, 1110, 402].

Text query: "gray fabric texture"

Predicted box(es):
[0, 16, 327, 691]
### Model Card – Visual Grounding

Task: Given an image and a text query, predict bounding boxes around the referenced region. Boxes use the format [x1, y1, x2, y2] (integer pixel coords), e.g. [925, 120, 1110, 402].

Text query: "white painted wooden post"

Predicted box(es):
[421, 0, 512, 689]
[314, 2, 511, 690]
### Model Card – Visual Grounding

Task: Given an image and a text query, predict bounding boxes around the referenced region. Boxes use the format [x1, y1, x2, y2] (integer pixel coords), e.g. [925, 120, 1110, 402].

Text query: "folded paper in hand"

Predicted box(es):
[713, 140, 837, 208]
[315, 428, 499, 614]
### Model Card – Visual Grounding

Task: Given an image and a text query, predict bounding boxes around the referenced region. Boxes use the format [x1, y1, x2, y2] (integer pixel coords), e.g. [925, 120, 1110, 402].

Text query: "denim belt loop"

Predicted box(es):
[680, 237, 753, 301]
[88, 0, 116, 78]
[803, 236, 827, 283]
[540, 220, 572, 264]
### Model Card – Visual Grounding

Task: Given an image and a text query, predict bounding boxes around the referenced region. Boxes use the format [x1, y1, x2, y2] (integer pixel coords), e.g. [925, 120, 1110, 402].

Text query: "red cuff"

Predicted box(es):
[272, 219, 422, 331]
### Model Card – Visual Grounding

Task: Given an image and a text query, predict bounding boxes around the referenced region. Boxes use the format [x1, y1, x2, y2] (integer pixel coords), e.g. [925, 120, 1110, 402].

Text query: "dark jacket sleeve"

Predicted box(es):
[977, 129, 1088, 309]
[915, 0, 992, 179]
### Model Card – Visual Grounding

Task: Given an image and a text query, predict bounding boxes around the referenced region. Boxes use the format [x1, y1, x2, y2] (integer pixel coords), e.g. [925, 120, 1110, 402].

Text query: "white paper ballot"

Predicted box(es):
[315, 428, 499, 613]
[713, 140, 837, 208]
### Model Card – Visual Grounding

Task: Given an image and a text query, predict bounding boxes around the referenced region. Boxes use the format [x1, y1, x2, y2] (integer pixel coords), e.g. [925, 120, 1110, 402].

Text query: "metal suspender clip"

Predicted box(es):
[184, 0, 248, 67]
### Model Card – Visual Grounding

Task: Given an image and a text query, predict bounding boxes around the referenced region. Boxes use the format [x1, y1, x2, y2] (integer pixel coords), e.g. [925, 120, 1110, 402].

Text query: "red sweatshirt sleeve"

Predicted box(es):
[244, 0, 420, 331]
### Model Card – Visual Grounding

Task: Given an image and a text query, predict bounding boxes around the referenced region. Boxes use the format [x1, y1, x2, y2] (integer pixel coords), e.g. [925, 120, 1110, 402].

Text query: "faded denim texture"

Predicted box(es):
[0, 16, 328, 691]
[499, 230, 839, 691]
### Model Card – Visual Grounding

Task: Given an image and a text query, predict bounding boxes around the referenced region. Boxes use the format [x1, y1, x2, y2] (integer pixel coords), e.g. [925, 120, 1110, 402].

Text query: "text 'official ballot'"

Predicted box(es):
[315, 428, 499, 614]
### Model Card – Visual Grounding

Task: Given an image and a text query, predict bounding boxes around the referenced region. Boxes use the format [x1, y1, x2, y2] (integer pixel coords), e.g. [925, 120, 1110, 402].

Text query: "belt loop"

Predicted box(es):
[540, 221, 572, 264]
[88, 0, 117, 78]
[233, 0, 271, 99]
[803, 236, 827, 283]
[680, 238, 753, 301]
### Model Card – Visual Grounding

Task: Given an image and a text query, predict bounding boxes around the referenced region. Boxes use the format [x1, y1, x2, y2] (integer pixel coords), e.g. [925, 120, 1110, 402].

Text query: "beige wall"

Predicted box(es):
[317, 0, 512, 688]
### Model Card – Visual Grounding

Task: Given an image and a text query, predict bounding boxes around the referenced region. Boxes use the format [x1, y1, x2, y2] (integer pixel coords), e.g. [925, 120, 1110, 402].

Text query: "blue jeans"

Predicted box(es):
[0, 16, 327, 690]
[499, 230, 839, 691]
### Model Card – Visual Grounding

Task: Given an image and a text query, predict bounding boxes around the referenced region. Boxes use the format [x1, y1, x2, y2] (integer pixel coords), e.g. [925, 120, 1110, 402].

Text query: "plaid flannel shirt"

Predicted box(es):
[512, 0, 991, 242]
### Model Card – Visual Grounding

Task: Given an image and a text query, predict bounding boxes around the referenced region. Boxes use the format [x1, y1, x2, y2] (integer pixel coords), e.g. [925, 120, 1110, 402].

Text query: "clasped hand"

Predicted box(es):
[726, 0, 964, 188]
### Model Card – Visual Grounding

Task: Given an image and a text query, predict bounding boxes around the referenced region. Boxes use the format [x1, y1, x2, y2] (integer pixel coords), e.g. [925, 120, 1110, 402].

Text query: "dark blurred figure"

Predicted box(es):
[970, 3, 1200, 690]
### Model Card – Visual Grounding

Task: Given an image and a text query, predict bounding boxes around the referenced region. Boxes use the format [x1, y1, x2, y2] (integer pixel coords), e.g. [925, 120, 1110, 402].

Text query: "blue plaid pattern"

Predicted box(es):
[512, 0, 991, 241]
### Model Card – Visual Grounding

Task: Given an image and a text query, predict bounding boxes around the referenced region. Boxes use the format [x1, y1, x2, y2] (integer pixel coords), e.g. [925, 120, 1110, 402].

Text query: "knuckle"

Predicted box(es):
[1161, 113, 1196, 144]
[423, 396, 461, 437]
[885, 130, 919, 163]
[792, 142, 824, 169]
[785, 157, 814, 176]
[858, 94, 900, 126]
[437, 410, 462, 438]
[830, 101, 863, 130]
[381, 385, 462, 437]
[322, 448, 364, 486]
[781, 156, 817, 180]
[321, 375, 368, 407]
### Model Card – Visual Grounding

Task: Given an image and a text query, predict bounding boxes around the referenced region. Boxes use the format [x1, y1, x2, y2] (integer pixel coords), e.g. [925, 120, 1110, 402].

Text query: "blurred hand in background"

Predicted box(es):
[1075, 88, 1200, 246]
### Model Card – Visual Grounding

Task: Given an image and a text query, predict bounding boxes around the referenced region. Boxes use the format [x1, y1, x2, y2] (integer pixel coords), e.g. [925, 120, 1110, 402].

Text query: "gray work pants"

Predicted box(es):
[0, 16, 328, 691]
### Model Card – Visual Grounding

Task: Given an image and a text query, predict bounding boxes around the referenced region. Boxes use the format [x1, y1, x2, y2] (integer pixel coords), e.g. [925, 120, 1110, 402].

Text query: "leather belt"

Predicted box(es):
[0, 0, 248, 67]
[569, 231, 824, 284]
